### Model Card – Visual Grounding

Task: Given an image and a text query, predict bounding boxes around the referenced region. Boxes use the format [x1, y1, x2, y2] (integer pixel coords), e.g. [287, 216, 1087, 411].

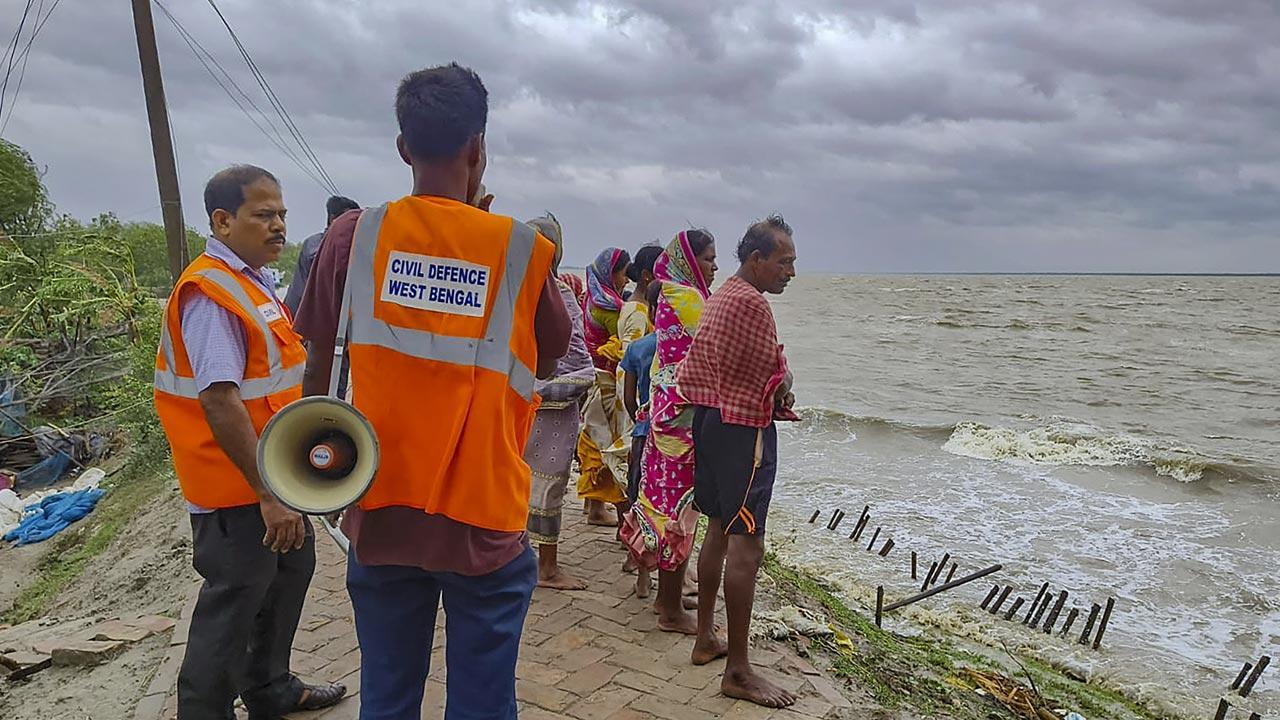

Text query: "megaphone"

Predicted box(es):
[257, 396, 379, 519]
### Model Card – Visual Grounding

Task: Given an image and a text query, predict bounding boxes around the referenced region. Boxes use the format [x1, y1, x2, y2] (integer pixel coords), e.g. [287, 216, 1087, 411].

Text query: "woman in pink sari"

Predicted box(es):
[621, 229, 718, 634]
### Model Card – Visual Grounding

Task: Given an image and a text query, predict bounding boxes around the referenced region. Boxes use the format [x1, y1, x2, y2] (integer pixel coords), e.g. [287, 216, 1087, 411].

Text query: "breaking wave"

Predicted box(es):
[793, 408, 1273, 486]
[941, 421, 1269, 484]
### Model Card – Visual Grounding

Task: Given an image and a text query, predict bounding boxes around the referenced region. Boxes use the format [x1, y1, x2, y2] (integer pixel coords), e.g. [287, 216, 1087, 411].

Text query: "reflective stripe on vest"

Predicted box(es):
[154, 267, 300, 400]
[345, 204, 539, 401]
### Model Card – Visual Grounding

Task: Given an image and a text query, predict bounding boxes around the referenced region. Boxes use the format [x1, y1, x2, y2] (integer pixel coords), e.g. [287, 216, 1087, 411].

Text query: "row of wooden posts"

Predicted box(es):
[979, 582, 1114, 648]
[808, 504, 1273, 719]
[1214, 655, 1272, 719]
[809, 506, 1005, 632]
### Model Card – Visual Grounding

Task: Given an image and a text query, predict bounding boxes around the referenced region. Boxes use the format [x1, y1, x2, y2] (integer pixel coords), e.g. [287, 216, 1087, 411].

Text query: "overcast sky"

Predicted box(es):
[4, 0, 1280, 272]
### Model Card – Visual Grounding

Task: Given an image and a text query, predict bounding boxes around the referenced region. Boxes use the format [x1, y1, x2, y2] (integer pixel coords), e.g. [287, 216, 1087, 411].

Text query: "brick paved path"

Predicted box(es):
[135, 496, 852, 720]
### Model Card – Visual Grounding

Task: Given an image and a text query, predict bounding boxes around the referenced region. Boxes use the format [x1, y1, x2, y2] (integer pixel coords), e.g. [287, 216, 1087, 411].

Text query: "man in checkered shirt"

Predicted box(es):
[677, 215, 799, 709]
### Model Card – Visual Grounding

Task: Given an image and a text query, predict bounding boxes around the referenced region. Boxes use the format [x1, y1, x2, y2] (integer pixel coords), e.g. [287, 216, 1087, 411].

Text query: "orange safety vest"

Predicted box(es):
[343, 196, 555, 532]
[154, 254, 306, 508]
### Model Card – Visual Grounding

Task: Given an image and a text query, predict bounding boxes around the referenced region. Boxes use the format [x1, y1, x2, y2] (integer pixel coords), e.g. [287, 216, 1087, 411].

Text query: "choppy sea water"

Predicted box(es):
[765, 275, 1279, 715]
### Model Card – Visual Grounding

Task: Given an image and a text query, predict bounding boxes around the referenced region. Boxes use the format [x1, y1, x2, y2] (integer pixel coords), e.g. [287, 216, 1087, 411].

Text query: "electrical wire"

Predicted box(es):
[0, 0, 35, 120]
[152, 0, 332, 193]
[1, 0, 62, 134]
[203, 0, 339, 194]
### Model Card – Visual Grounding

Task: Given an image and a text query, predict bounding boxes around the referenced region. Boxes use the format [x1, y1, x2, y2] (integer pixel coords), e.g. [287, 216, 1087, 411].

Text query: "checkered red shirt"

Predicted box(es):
[677, 275, 793, 428]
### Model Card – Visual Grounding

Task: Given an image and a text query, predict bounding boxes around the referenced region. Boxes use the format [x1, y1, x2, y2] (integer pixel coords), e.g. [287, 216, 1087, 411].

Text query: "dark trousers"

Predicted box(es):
[346, 545, 537, 720]
[178, 505, 316, 720]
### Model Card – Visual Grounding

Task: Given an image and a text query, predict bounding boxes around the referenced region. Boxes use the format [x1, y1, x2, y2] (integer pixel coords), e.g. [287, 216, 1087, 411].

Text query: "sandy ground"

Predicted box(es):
[0, 543, 50, 615]
[0, 478, 196, 720]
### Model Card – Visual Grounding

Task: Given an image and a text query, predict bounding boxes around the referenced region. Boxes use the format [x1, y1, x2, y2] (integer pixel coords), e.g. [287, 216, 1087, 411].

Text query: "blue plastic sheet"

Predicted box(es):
[0, 377, 25, 437]
[3, 487, 105, 546]
[14, 450, 72, 489]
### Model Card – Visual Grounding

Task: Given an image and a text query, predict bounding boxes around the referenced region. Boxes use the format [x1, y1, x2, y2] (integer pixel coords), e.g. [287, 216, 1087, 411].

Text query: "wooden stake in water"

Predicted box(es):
[1240, 655, 1271, 698]
[981, 585, 1000, 610]
[1231, 662, 1253, 690]
[1004, 597, 1026, 621]
[1059, 607, 1080, 637]
[875, 585, 885, 628]
[866, 527, 882, 552]
[1092, 597, 1116, 650]
[1030, 593, 1053, 628]
[878, 538, 895, 557]
[1043, 590, 1069, 634]
[1213, 699, 1230, 720]
[826, 509, 845, 530]
[922, 562, 938, 592]
[851, 515, 870, 542]
[945, 563, 958, 584]
[1079, 603, 1102, 645]
[911, 551, 918, 580]
[1026, 583, 1050, 625]
[930, 553, 952, 588]
[882, 564, 1003, 615]
[853, 505, 870, 533]
[990, 586, 1013, 614]
[808, 509, 821, 524]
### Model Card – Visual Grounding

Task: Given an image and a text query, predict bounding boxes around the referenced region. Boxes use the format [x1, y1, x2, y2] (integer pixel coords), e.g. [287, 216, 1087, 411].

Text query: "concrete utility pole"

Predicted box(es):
[130, 0, 189, 284]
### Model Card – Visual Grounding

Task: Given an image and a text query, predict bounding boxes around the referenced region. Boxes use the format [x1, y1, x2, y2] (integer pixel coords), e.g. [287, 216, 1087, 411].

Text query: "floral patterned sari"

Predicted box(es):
[621, 232, 710, 570]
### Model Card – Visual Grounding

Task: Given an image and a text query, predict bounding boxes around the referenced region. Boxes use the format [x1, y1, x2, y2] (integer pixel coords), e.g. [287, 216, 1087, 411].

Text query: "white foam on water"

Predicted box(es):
[941, 420, 1213, 483]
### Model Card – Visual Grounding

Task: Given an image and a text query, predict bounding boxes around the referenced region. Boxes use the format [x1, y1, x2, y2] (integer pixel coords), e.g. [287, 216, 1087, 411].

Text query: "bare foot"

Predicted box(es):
[636, 569, 652, 598]
[586, 505, 618, 527]
[657, 609, 700, 635]
[652, 596, 698, 614]
[538, 569, 588, 591]
[721, 666, 797, 708]
[683, 576, 698, 596]
[690, 634, 729, 666]
[622, 556, 636, 573]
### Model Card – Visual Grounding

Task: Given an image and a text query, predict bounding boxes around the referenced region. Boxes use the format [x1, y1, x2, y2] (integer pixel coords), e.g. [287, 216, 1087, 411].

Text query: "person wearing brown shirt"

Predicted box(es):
[293, 64, 569, 720]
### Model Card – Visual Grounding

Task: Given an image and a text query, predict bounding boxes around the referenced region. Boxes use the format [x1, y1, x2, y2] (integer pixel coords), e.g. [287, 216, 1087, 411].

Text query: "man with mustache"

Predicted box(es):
[154, 165, 347, 719]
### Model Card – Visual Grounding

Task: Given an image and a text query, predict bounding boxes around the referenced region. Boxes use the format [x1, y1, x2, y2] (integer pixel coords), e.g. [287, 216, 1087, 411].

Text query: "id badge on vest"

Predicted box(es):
[380, 250, 490, 318]
[258, 302, 284, 323]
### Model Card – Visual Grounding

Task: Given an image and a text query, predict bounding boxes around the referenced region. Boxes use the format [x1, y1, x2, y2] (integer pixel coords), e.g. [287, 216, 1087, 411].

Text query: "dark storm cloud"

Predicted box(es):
[3, 0, 1278, 272]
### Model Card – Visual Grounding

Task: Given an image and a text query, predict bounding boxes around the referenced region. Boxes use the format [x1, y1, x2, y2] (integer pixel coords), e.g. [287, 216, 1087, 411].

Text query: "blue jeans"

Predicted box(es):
[346, 546, 537, 720]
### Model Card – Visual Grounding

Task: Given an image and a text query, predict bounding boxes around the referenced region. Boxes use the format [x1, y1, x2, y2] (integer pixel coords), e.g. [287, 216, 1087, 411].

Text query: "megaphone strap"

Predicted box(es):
[330, 204, 389, 399]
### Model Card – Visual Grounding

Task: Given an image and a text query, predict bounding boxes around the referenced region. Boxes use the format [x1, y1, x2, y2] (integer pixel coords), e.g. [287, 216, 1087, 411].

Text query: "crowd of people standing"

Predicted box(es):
[526, 218, 801, 709]
[154, 59, 800, 720]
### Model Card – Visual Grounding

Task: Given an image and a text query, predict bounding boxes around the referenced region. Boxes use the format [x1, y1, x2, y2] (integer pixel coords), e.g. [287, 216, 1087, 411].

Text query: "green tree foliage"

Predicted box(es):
[0, 139, 52, 236]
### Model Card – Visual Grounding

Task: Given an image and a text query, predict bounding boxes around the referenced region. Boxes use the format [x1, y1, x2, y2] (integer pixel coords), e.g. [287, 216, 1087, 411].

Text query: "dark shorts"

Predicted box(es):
[627, 435, 645, 505]
[693, 406, 777, 536]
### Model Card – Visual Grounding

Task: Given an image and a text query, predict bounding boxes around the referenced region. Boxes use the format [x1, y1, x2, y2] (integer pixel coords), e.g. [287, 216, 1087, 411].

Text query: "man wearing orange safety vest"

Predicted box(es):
[154, 165, 347, 719]
[295, 64, 571, 719]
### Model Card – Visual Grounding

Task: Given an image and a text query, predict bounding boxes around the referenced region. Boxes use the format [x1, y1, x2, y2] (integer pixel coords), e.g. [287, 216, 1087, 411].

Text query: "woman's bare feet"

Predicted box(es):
[721, 666, 796, 708]
[538, 568, 588, 591]
[585, 500, 618, 527]
[682, 574, 698, 597]
[690, 634, 729, 666]
[635, 568, 652, 598]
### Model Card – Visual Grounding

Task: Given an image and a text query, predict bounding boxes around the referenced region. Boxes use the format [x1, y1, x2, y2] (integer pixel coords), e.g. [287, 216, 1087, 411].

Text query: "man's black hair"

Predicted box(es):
[326, 195, 359, 222]
[686, 229, 715, 258]
[396, 63, 488, 161]
[627, 244, 663, 282]
[737, 214, 792, 263]
[203, 165, 278, 219]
